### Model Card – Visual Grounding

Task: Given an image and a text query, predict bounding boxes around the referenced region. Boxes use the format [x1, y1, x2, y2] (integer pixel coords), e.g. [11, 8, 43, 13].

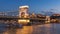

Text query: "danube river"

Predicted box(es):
[0, 23, 60, 34]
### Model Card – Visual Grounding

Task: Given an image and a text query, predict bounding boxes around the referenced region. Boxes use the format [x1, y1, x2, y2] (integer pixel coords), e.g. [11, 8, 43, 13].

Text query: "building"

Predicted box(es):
[50, 14, 60, 23]
[0, 12, 7, 16]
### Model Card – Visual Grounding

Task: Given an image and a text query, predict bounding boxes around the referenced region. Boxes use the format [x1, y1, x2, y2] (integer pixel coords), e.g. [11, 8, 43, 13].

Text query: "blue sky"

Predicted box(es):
[0, 0, 60, 13]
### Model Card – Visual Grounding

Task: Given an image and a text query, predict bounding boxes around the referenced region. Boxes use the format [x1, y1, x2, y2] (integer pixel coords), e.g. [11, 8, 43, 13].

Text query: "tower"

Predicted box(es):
[19, 5, 29, 18]
[18, 5, 30, 24]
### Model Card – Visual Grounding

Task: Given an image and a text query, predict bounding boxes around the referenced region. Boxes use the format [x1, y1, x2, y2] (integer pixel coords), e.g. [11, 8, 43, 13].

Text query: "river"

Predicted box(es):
[0, 23, 60, 34]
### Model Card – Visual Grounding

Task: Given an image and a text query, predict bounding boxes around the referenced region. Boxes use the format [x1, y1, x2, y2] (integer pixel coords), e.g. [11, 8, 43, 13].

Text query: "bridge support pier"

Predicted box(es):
[45, 16, 50, 24]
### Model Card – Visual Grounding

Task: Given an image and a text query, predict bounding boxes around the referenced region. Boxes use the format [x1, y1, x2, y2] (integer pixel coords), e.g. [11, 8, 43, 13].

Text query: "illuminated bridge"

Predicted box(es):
[0, 11, 50, 24]
[0, 16, 46, 21]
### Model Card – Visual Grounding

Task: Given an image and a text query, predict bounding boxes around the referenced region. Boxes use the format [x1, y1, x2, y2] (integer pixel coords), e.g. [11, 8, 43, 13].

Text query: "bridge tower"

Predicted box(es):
[18, 5, 30, 24]
[19, 5, 29, 18]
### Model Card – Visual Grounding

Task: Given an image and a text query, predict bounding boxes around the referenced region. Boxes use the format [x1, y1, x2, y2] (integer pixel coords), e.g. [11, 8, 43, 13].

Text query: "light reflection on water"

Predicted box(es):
[0, 23, 60, 34]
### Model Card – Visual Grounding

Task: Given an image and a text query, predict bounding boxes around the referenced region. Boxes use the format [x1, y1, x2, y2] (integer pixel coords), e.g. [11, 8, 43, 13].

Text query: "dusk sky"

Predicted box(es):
[0, 0, 60, 13]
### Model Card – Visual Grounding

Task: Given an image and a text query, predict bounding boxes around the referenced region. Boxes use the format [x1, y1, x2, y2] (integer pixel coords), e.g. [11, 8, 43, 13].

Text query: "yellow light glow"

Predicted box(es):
[18, 19, 30, 24]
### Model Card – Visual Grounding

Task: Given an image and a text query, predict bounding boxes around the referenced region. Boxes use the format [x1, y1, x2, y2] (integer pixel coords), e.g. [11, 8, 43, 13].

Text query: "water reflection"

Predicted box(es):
[4, 28, 16, 34]
[0, 27, 8, 34]
[16, 26, 33, 34]
[32, 24, 52, 34]
[0, 23, 60, 34]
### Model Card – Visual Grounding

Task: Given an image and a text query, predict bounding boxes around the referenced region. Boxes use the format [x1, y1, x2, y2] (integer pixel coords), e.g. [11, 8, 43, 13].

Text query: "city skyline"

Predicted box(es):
[0, 0, 60, 14]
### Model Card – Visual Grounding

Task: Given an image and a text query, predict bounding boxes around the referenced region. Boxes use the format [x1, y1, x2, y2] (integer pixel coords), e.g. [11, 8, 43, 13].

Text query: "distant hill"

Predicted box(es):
[0, 9, 59, 16]
[37, 11, 55, 16]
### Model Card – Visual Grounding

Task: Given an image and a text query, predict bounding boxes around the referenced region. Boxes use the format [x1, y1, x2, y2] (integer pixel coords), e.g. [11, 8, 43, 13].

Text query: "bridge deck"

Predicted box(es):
[0, 16, 46, 20]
